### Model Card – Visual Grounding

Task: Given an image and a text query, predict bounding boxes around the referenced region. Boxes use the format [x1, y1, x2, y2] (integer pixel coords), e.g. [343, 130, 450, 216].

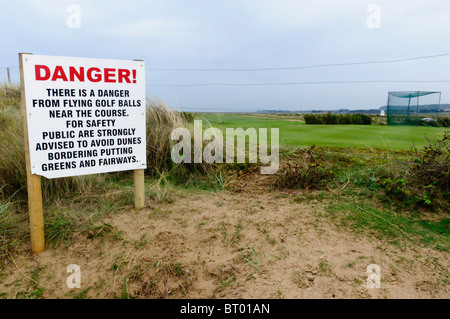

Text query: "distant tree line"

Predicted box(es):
[303, 112, 372, 125]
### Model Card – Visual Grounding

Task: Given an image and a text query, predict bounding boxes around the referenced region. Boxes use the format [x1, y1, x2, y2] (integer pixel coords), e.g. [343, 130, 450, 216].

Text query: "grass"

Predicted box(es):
[69, 287, 92, 299]
[217, 275, 237, 293]
[0, 191, 27, 269]
[277, 134, 449, 251]
[326, 200, 450, 251]
[198, 113, 447, 150]
[318, 259, 333, 275]
[146, 172, 175, 203]
[243, 245, 261, 274]
[15, 266, 45, 299]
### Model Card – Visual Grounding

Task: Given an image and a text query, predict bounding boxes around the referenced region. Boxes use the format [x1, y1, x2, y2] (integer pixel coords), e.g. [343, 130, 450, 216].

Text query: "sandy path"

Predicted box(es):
[1, 176, 448, 299]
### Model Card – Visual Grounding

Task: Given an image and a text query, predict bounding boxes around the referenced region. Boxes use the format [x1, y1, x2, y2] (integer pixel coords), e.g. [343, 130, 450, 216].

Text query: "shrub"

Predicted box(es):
[418, 118, 439, 127]
[303, 113, 372, 125]
[437, 117, 450, 128]
[324, 112, 338, 125]
[304, 114, 323, 124]
[351, 114, 363, 125]
[377, 132, 449, 210]
[274, 145, 335, 189]
[411, 132, 449, 192]
[360, 114, 372, 125]
[339, 114, 352, 125]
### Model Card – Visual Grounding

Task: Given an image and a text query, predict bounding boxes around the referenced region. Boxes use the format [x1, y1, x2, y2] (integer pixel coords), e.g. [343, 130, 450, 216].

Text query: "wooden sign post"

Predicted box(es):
[134, 169, 145, 210]
[19, 53, 147, 253]
[20, 53, 45, 253]
[133, 59, 145, 211]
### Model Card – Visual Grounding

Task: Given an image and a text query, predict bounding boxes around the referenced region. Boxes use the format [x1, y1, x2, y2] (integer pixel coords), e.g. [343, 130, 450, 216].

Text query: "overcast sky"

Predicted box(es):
[2, 0, 450, 111]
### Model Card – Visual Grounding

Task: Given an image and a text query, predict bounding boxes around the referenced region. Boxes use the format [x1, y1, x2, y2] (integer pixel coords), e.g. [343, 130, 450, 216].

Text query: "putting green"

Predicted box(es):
[197, 113, 448, 150]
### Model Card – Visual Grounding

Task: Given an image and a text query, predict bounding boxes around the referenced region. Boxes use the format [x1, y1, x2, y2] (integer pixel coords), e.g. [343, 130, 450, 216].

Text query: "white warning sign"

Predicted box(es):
[21, 54, 147, 179]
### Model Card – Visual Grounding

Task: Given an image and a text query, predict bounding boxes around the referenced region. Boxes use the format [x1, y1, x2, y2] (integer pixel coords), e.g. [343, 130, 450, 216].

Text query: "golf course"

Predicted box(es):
[198, 113, 448, 150]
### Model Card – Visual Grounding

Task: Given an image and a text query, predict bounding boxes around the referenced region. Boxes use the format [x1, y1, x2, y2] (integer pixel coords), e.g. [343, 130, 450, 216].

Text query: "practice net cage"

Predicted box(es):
[386, 91, 442, 126]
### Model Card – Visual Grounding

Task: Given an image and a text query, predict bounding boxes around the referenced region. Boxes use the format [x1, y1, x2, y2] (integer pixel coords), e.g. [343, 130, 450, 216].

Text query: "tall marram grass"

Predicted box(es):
[145, 98, 218, 179]
[0, 85, 99, 200]
[0, 83, 21, 109]
[0, 83, 24, 195]
[146, 98, 185, 175]
[0, 104, 26, 198]
[0, 88, 215, 201]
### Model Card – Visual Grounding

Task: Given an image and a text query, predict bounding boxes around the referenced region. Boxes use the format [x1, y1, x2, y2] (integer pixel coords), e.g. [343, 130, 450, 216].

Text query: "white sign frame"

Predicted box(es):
[21, 54, 147, 179]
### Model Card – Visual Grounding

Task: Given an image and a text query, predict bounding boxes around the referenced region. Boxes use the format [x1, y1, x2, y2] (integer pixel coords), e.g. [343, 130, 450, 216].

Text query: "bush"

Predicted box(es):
[411, 132, 449, 192]
[418, 117, 450, 128]
[377, 132, 450, 210]
[437, 117, 450, 128]
[303, 113, 372, 125]
[303, 114, 323, 124]
[324, 112, 338, 125]
[339, 114, 352, 124]
[418, 118, 439, 127]
[274, 145, 335, 189]
[351, 114, 363, 125]
[360, 114, 372, 125]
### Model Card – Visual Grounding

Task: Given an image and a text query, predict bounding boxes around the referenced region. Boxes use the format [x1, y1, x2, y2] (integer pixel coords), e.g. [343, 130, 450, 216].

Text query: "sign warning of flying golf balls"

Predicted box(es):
[21, 54, 147, 179]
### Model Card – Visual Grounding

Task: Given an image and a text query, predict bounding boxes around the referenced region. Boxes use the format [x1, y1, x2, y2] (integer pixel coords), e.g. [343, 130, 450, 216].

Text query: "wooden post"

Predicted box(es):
[7, 67, 11, 85]
[19, 53, 45, 254]
[134, 169, 145, 210]
[133, 59, 145, 211]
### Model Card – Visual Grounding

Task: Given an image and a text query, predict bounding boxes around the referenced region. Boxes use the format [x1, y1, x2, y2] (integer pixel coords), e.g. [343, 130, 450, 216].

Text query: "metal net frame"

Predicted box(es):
[386, 91, 442, 126]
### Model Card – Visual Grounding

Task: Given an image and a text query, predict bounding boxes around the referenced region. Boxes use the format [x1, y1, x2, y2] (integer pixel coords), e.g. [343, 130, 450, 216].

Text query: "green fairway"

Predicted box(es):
[197, 113, 448, 150]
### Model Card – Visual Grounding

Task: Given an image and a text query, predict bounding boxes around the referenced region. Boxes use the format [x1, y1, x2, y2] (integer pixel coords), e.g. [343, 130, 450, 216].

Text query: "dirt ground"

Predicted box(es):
[1, 173, 449, 299]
